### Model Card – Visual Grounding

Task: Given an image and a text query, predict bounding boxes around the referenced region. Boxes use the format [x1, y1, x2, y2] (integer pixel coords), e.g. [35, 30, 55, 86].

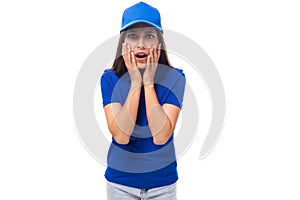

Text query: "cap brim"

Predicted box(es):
[120, 20, 163, 33]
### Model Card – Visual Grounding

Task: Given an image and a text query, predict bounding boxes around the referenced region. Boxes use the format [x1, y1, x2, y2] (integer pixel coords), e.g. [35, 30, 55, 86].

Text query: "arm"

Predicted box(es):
[103, 43, 142, 144]
[143, 44, 181, 145]
[144, 84, 181, 145]
[104, 82, 141, 144]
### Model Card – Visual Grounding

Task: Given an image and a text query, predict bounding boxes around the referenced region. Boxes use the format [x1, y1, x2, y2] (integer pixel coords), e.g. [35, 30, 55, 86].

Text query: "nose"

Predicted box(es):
[136, 37, 145, 49]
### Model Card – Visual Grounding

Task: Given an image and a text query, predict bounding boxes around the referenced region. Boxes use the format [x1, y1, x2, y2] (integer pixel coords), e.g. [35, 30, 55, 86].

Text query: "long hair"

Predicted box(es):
[111, 28, 172, 77]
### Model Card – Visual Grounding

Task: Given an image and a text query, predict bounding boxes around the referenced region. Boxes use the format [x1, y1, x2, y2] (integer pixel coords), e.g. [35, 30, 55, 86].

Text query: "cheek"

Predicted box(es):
[124, 39, 136, 47]
[145, 39, 159, 47]
[146, 40, 158, 48]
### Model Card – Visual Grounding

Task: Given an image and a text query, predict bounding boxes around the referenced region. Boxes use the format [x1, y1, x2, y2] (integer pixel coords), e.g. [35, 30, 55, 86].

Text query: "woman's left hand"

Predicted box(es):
[143, 43, 161, 85]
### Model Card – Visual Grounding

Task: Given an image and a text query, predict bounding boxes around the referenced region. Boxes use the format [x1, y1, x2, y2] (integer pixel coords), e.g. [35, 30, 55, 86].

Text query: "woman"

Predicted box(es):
[100, 2, 186, 199]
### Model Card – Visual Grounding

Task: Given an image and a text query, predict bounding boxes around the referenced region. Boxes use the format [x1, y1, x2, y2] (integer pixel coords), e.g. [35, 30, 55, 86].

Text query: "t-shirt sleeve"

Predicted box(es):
[164, 70, 186, 109]
[100, 73, 114, 107]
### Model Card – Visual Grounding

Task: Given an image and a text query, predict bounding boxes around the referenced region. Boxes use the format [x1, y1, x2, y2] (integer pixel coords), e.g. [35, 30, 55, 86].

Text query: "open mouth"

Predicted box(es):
[134, 52, 148, 60]
[135, 54, 147, 58]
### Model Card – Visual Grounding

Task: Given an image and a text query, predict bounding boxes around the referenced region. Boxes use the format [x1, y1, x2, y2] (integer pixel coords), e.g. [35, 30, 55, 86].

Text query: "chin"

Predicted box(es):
[137, 64, 146, 69]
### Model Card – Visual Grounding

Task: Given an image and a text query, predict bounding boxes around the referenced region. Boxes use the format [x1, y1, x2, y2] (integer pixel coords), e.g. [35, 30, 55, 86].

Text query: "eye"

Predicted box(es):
[127, 33, 138, 39]
[145, 34, 155, 39]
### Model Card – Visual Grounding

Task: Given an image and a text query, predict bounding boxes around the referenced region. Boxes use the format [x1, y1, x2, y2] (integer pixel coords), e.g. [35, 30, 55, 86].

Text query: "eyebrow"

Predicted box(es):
[144, 31, 155, 34]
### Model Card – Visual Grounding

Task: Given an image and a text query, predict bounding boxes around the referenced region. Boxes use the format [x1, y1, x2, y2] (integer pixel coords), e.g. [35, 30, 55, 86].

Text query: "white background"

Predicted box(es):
[1, 0, 300, 199]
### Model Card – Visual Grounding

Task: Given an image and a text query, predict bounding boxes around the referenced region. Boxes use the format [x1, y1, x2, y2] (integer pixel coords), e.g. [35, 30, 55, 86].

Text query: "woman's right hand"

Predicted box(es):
[122, 42, 142, 86]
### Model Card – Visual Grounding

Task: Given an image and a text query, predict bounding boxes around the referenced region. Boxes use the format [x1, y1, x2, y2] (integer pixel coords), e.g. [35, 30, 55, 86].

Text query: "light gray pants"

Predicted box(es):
[106, 181, 177, 200]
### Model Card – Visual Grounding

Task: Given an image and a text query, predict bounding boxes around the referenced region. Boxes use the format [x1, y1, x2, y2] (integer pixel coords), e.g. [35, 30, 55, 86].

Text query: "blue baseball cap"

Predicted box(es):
[120, 2, 163, 32]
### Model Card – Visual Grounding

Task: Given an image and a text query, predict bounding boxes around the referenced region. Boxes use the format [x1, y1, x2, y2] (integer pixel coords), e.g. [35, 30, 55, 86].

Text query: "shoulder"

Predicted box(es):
[101, 68, 116, 79]
[157, 66, 185, 78]
[101, 69, 119, 84]
[155, 66, 185, 91]
[172, 67, 185, 79]
[164, 67, 186, 82]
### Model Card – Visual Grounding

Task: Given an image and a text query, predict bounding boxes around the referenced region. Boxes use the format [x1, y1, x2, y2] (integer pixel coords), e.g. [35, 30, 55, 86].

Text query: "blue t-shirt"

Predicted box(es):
[100, 65, 186, 189]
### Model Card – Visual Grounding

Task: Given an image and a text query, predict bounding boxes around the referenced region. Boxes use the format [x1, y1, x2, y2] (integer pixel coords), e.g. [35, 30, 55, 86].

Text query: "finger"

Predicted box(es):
[150, 45, 154, 67]
[122, 42, 129, 58]
[157, 43, 161, 61]
[126, 44, 134, 69]
[122, 42, 127, 57]
[128, 44, 137, 67]
[146, 55, 151, 69]
[153, 44, 158, 63]
[127, 44, 131, 61]
[152, 45, 158, 68]
[127, 44, 132, 62]
[127, 43, 131, 52]
[130, 52, 137, 68]
[122, 42, 129, 64]
[149, 49, 153, 68]
[150, 45, 155, 63]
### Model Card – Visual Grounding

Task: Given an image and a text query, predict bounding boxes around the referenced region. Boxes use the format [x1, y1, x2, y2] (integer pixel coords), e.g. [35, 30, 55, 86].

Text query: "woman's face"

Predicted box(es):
[124, 24, 159, 68]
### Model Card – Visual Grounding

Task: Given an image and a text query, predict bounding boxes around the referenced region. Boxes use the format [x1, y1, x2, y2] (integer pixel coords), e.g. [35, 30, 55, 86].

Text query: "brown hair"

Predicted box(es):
[111, 28, 172, 77]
